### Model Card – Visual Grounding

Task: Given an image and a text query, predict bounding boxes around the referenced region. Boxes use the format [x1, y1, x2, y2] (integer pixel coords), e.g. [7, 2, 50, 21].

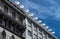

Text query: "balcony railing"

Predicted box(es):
[0, 8, 26, 36]
[0, 32, 25, 39]
[0, 7, 26, 27]
[0, 23, 26, 39]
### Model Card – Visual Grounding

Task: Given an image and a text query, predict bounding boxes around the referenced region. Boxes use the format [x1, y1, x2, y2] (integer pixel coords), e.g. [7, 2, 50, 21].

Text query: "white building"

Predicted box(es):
[23, 16, 57, 39]
[0, 0, 57, 39]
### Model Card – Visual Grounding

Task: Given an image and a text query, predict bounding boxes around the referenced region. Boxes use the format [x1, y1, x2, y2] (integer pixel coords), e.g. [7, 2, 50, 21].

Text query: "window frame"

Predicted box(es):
[4, 5, 8, 13]
[2, 30, 6, 39]
[28, 30, 32, 37]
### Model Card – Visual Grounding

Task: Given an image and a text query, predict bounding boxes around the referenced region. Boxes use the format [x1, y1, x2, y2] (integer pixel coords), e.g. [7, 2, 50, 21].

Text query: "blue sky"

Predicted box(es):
[17, 0, 60, 39]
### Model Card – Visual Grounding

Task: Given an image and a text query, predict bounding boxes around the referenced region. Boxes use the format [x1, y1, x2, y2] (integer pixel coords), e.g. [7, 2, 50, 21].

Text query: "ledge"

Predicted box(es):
[0, 9, 26, 33]
[0, 24, 25, 39]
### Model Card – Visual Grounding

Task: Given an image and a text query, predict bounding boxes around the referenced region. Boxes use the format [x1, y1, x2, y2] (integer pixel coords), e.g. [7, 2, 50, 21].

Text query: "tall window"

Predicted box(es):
[0, 18, 2, 24]
[17, 13, 23, 23]
[8, 21, 11, 29]
[0, 1, 1, 9]
[11, 24, 15, 31]
[39, 28, 42, 35]
[16, 26, 21, 35]
[2, 30, 6, 39]
[34, 25, 37, 31]
[39, 37, 42, 39]
[0, 16, 2, 24]
[16, 13, 19, 19]
[8, 22, 15, 31]
[12, 11, 16, 19]
[44, 33, 47, 39]
[28, 30, 32, 37]
[10, 35, 15, 39]
[48, 36, 53, 39]
[34, 34, 37, 39]
[4, 6, 8, 13]
[28, 20, 32, 28]
[2, 19, 6, 27]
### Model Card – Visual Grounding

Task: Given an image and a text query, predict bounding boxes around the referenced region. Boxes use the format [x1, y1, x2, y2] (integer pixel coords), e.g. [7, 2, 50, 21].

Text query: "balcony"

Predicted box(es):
[0, 0, 26, 35]
[0, 30, 25, 39]
[0, 8, 26, 31]
[0, 13, 26, 39]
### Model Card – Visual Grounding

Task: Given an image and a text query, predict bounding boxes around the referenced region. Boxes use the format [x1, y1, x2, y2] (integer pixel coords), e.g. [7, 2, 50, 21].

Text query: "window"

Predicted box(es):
[0, 18, 2, 24]
[4, 6, 8, 13]
[28, 20, 32, 27]
[34, 25, 37, 31]
[2, 19, 6, 27]
[28, 20, 32, 24]
[28, 30, 32, 37]
[11, 24, 15, 31]
[0, 1, 1, 9]
[17, 13, 23, 22]
[39, 37, 42, 39]
[44, 36, 47, 39]
[2, 30, 6, 39]
[8, 22, 15, 31]
[10, 35, 15, 39]
[16, 26, 21, 35]
[16, 13, 19, 20]
[0, 16, 2, 24]
[8, 21, 11, 29]
[39, 28, 42, 35]
[12, 11, 16, 19]
[19, 17, 22, 22]
[34, 34, 37, 39]
[49, 36, 52, 39]
[23, 19, 26, 26]
[28, 24, 32, 28]
[44, 33, 47, 39]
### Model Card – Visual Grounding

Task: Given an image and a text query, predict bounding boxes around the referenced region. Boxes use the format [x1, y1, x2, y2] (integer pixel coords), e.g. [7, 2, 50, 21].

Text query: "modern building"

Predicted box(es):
[23, 15, 58, 39]
[0, 0, 26, 39]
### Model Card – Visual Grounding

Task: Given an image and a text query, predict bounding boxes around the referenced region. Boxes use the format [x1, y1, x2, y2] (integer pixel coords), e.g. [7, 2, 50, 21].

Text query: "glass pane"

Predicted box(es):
[4, 6, 8, 13]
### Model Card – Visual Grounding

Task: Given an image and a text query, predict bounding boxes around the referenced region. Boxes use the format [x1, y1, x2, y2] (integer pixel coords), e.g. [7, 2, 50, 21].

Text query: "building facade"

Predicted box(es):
[0, 0, 26, 39]
[0, 0, 57, 39]
[23, 15, 57, 39]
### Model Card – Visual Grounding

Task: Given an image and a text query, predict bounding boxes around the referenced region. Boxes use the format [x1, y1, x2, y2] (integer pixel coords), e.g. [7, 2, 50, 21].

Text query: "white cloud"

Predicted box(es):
[21, 0, 60, 20]
[21, 0, 40, 10]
